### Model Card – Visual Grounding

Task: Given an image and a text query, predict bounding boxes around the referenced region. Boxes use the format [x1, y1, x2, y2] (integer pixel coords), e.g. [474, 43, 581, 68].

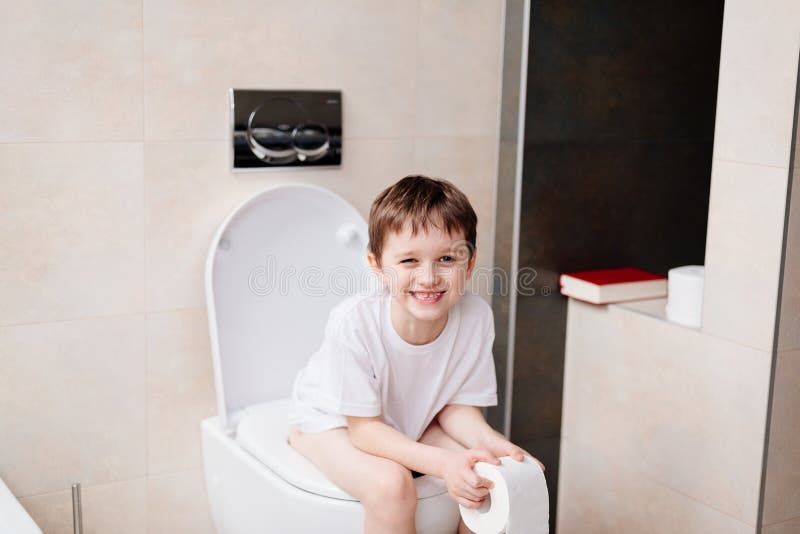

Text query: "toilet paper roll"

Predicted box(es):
[665, 265, 704, 328]
[459, 456, 549, 534]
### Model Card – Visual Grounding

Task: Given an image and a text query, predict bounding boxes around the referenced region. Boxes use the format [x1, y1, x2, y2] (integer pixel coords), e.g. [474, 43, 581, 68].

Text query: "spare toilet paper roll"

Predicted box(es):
[459, 456, 549, 534]
[665, 265, 704, 328]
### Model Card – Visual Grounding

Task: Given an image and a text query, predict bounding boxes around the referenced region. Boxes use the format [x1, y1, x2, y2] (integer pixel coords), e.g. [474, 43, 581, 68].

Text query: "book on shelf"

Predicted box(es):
[559, 267, 667, 304]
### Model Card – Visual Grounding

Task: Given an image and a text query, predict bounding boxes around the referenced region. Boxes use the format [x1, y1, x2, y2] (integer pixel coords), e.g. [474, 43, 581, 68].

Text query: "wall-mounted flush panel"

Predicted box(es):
[231, 89, 342, 170]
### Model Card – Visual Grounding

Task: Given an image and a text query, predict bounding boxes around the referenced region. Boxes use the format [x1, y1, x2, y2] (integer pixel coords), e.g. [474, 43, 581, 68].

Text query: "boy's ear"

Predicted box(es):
[466, 248, 477, 279]
[367, 252, 382, 275]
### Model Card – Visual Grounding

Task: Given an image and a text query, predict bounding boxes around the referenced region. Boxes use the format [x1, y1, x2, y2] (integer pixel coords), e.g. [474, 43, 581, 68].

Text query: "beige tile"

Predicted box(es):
[322, 138, 415, 219]
[557, 438, 756, 534]
[412, 136, 499, 296]
[145, 138, 412, 311]
[0, 143, 145, 325]
[702, 160, 789, 351]
[763, 516, 800, 534]
[562, 301, 616, 441]
[713, 0, 800, 167]
[147, 308, 216, 475]
[762, 349, 800, 524]
[144, 140, 269, 311]
[416, 0, 504, 137]
[229, 0, 417, 139]
[144, 0, 235, 141]
[147, 469, 215, 534]
[0, 315, 146, 496]
[563, 299, 771, 525]
[0, 1, 142, 142]
[19, 489, 72, 534]
[19, 478, 146, 534]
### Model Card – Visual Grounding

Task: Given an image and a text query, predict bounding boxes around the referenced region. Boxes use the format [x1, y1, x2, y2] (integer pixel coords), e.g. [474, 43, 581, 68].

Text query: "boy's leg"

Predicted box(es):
[417, 420, 477, 534]
[417, 419, 467, 451]
[288, 425, 417, 534]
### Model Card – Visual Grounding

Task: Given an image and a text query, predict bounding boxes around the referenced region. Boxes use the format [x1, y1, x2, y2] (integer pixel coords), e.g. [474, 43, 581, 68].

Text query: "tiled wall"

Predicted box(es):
[0, 1, 505, 531]
[761, 75, 800, 534]
[511, 2, 724, 530]
[557, 0, 800, 532]
[559, 300, 771, 532]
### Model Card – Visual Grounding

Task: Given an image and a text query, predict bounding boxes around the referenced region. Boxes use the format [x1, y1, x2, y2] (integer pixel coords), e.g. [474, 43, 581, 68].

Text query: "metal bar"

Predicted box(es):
[71, 483, 82, 534]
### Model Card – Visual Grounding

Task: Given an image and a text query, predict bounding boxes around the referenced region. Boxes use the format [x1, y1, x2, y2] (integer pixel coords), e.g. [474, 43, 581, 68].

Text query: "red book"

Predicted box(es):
[559, 267, 667, 304]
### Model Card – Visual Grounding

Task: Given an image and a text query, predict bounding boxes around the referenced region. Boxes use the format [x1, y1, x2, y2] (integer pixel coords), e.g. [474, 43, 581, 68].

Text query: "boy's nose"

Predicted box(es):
[415, 261, 439, 284]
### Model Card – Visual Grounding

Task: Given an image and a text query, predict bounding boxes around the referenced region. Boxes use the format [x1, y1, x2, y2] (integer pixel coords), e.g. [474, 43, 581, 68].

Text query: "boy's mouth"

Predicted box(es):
[410, 290, 446, 303]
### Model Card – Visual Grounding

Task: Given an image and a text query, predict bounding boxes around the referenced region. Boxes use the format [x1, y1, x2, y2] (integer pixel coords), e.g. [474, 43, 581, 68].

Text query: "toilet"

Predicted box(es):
[200, 184, 462, 533]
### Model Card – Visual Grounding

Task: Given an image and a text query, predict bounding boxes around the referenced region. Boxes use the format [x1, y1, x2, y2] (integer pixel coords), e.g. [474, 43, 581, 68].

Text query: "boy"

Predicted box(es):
[288, 175, 543, 534]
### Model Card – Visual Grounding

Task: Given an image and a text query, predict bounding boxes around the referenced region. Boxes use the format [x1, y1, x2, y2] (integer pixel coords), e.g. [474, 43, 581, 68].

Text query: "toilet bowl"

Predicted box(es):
[201, 184, 461, 533]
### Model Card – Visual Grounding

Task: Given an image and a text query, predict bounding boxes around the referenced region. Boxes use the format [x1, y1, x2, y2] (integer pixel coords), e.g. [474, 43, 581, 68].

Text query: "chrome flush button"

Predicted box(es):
[231, 89, 342, 170]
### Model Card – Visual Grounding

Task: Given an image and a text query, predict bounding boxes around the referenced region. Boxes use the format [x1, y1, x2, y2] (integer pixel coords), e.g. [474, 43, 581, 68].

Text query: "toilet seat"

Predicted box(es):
[236, 398, 449, 502]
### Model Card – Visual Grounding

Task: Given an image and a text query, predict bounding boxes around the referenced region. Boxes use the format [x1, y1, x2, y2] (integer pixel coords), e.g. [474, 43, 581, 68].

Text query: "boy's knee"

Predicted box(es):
[365, 462, 416, 507]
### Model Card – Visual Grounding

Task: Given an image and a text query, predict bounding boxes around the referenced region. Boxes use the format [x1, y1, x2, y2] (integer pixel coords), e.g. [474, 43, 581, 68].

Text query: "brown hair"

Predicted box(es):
[368, 175, 477, 265]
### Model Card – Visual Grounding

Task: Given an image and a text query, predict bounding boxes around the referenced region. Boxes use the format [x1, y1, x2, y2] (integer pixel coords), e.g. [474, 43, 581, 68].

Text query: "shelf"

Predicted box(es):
[610, 297, 701, 331]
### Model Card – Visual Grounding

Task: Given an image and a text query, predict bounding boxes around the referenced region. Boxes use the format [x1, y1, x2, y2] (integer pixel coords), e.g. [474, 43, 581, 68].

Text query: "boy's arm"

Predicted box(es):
[346, 416, 451, 477]
[435, 404, 503, 449]
[437, 404, 546, 471]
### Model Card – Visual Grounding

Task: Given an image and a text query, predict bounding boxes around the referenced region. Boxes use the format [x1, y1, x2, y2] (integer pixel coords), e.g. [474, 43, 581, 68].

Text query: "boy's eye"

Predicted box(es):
[440, 256, 455, 263]
[400, 258, 416, 264]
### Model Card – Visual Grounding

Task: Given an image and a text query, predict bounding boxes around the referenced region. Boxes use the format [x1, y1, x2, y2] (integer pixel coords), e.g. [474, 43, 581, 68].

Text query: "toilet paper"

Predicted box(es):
[459, 456, 549, 534]
[665, 265, 704, 328]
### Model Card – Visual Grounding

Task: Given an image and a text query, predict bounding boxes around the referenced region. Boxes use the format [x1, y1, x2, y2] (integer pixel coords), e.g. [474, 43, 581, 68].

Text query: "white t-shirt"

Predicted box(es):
[287, 290, 498, 441]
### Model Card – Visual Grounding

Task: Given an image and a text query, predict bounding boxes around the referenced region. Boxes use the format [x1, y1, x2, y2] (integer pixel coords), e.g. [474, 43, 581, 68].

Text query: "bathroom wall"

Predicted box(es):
[557, 1, 800, 533]
[0, 1, 505, 531]
[761, 67, 800, 534]
[504, 2, 724, 530]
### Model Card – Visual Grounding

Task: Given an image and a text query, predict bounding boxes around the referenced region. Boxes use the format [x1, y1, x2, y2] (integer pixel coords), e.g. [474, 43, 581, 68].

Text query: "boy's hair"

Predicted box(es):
[368, 175, 477, 265]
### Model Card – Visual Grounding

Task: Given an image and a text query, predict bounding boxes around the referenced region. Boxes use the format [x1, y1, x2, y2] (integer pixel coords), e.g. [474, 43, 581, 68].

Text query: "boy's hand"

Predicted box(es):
[441, 449, 500, 509]
[482, 433, 546, 472]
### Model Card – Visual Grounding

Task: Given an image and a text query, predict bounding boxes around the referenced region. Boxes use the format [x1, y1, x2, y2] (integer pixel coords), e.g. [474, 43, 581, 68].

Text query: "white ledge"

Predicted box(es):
[609, 297, 702, 331]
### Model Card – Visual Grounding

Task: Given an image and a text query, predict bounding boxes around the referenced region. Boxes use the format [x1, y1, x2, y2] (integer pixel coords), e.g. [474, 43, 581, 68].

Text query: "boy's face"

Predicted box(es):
[367, 222, 476, 324]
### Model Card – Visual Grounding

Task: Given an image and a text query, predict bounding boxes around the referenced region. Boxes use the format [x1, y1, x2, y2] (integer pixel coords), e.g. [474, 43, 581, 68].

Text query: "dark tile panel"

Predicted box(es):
[511, 294, 567, 441]
[517, 140, 712, 278]
[526, 1, 724, 143]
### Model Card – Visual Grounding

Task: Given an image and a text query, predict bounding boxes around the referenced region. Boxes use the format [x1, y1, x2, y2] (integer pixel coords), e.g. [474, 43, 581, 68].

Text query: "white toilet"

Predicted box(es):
[200, 184, 462, 533]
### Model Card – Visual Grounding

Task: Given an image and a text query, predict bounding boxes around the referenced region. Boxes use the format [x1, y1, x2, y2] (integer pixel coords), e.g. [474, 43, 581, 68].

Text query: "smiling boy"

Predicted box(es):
[288, 175, 543, 534]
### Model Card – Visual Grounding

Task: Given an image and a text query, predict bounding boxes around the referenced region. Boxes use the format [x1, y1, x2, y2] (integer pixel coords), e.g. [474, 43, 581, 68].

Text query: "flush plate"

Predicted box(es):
[230, 89, 342, 170]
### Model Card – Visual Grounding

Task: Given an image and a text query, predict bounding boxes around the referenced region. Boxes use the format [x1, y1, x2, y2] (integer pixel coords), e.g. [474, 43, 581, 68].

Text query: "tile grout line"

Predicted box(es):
[16, 465, 202, 501]
[0, 134, 502, 146]
[607, 301, 784, 355]
[713, 156, 791, 172]
[0, 306, 206, 330]
[763, 515, 800, 528]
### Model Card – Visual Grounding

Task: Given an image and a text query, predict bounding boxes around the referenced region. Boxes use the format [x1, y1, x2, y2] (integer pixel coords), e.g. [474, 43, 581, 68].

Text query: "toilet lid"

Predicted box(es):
[206, 184, 376, 430]
[236, 399, 449, 501]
